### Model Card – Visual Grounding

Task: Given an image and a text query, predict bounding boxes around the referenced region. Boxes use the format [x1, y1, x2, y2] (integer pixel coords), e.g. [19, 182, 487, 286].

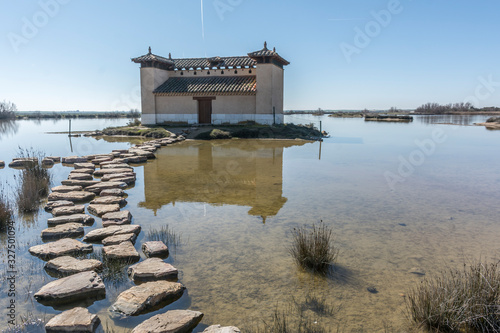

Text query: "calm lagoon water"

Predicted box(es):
[0, 115, 499, 332]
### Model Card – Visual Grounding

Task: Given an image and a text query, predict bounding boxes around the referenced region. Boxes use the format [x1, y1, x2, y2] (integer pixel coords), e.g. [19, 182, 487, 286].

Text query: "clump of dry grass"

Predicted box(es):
[0, 186, 13, 232]
[289, 222, 338, 274]
[14, 148, 52, 212]
[406, 261, 500, 332]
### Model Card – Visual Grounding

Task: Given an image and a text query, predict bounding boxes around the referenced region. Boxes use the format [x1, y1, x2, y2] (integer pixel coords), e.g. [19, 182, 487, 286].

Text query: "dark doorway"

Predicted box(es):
[197, 99, 212, 124]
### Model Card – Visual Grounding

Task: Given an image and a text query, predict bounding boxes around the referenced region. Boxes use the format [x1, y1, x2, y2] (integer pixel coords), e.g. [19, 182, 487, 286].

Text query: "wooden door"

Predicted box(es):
[198, 99, 212, 124]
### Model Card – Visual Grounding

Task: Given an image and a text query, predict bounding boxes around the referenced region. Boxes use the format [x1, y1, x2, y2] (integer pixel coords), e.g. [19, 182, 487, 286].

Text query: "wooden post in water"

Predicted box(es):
[68, 119, 72, 137]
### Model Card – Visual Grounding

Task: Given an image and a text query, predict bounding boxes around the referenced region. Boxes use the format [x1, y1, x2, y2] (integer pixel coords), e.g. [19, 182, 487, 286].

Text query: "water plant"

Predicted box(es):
[0, 186, 13, 232]
[289, 222, 338, 274]
[406, 261, 500, 332]
[146, 224, 181, 249]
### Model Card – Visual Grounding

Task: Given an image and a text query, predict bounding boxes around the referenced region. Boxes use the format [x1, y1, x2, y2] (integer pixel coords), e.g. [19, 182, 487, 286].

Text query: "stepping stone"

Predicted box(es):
[42, 223, 84, 240]
[129, 149, 155, 159]
[46, 156, 61, 162]
[203, 325, 241, 333]
[68, 173, 93, 180]
[42, 158, 55, 166]
[112, 176, 136, 185]
[52, 205, 85, 216]
[90, 196, 126, 205]
[45, 200, 74, 212]
[103, 241, 139, 262]
[112, 149, 129, 154]
[102, 233, 137, 246]
[128, 258, 178, 282]
[102, 210, 132, 227]
[8, 157, 37, 168]
[120, 153, 136, 158]
[87, 204, 120, 217]
[83, 225, 141, 243]
[131, 310, 203, 333]
[100, 188, 125, 197]
[45, 307, 101, 333]
[101, 172, 135, 181]
[85, 181, 127, 194]
[61, 179, 100, 187]
[91, 157, 112, 165]
[48, 214, 94, 226]
[51, 185, 83, 193]
[70, 168, 94, 175]
[127, 155, 148, 163]
[34, 271, 105, 305]
[45, 256, 102, 276]
[29, 239, 93, 260]
[142, 241, 169, 258]
[110, 281, 185, 317]
[48, 191, 96, 202]
[93, 168, 133, 176]
[62, 156, 88, 164]
[101, 158, 129, 165]
[74, 162, 95, 170]
[101, 163, 131, 169]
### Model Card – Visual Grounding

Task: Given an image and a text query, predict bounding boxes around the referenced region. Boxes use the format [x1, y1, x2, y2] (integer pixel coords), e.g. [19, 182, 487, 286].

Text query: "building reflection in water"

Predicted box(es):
[139, 140, 306, 222]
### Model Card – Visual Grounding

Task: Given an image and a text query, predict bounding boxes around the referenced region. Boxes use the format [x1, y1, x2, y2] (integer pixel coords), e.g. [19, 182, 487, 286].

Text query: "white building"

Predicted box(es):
[132, 42, 289, 125]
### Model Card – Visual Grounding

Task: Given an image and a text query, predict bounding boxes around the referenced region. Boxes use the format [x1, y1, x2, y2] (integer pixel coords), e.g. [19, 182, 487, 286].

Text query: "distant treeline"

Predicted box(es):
[414, 102, 500, 114]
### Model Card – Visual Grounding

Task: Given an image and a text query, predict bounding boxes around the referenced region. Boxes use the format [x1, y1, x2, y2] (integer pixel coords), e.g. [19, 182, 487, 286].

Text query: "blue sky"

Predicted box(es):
[1, 0, 499, 111]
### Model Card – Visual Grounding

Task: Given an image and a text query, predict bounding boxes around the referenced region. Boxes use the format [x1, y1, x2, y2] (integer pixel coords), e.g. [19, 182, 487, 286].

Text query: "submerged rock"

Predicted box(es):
[51, 205, 85, 217]
[48, 191, 96, 202]
[142, 241, 169, 258]
[87, 204, 120, 217]
[48, 214, 94, 226]
[45, 307, 101, 333]
[103, 241, 140, 262]
[128, 258, 178, 282]
[29, 238, 93, 260]
[41, 223, 84, 240]
[131, 310, 203, 333]
[203, 325, 241, 333]
[45, 256, 102, 276]
[83, 225, 141, 242]
[51, 185, 83, 193]
[34, 271, 105, 305]
[110, 281, 185, 317]
[102, 210, 132, 227]
[102, 233, 137, 246]
[45, 200, 74, 212]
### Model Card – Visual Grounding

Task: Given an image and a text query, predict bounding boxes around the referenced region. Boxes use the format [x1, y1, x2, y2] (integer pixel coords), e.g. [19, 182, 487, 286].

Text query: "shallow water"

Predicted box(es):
[1, 115, 499, 332]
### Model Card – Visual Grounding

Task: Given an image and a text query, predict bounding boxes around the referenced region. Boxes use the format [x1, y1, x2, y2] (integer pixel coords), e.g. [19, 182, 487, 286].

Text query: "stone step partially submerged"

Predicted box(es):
[128, 258, 178, 282]
[45, 307, 101, 333]
[102, 210, 132, 227]
[110, 281, 185, 317]
[103, 241, 140, 262]
[51, 205, 85, 217]
[51, 185, 83, 193]
[48, 191, 96, 202]
[83, 225, 141, 243]
[87, 204, 120, 217]
[131, 310, 203, 333]
[29, 239, 93, 260]
[142, 241, 169, 258]
[41, 223, 84, 240]
[102, 233, 137, 246]
[45, 200, 74, 212]
[48, 214, 94, 226]
[34, 271, 105, 305]
[45, 256, 103, 276]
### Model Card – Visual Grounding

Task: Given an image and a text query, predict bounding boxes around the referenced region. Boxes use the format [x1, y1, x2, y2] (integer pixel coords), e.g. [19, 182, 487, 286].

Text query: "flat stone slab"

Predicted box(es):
[91, 157, 112, 165]
[48, 214, 94, 226]
[202, 325, 241, 333]
[61, 179, 100, 187]
[85, 181, 127, 194]
[100, 188, 125, 197]
[102, 210, 132, 227]
[45, 307, 101, 333]
[128, 258, 178, 282]
[87, 204, 120, 217]
[34, 271, 105, 305]
[90, 196, 126, 205]
[74, 162, 95, 170]
[101, 163, 131, 169]
[102, 232, 137, 246]
[110, 281, 185, 317]
[101, 172, 135, 181]
[142, 241, 169, 258]
[83, 225, 141, 242]
[47, 156, 61, 162]
[42, 158, 55, 166]
[70, 168, 95, 175]
[103, 241, 139, 262]
[45, 256, 103, 276]
[9, 157, 37, 168]
[127, 155, 148, 163]
[111, 176, 136, 185]
[52, 205, 85, 216]
[29, 239, 93, 260]
[62, 156, 88, 164]
[93, 168, 133, 176]
[51, 185, 83, 193]
[45, 200, 74, 212]
[68, 173, 94, 180]
[42, 223, 84, 240]
[48, 191, 96, 202]
[131, 310, 203, 333]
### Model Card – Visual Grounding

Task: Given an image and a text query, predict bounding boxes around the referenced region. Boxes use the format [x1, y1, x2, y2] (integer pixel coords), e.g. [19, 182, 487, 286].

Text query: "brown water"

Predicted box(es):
[1, 116, 500, 332]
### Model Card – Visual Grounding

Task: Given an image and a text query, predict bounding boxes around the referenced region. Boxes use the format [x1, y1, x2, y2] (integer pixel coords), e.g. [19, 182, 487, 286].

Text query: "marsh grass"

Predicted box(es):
[85, 249, 133, 288]
[146, 224, 181, 249]
[406, 261, 500, 332]
[289, 222, 338, 274]
[0, 186, 13, 232]
[2, 312, 46, 333]
[14, 148, 52, 212]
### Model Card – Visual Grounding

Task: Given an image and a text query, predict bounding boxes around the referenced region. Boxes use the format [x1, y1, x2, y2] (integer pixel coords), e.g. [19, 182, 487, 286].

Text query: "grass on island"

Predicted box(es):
[289, 222, 338, 274]
[14, 148, 52, 213]
[146, 224, 181, 249]
[194, 123, 322, 140]
[486, 117, 500, 123]
[406, 261, 500, 332]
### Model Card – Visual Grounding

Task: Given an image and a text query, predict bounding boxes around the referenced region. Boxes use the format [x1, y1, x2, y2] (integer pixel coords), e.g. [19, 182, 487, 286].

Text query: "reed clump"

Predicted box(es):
[289, 222, 338, 274]
[406, 261, 500, 332]
[146, 224, 181, 249]
[14, 148, 52, 212]
[0, 186, 13, 232]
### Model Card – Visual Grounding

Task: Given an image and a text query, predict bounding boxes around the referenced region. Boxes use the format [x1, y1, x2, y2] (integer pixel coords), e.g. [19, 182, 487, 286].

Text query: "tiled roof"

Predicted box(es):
[248, 42, 290, 66]
[131, 48, 174, 66]
[154, 76, 256, 96]
[172, 56, 256, 69]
